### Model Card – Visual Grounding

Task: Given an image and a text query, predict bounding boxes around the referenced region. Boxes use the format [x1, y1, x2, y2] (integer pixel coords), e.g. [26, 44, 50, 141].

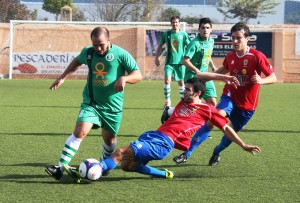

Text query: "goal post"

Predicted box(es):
[8, 20, 187, 80]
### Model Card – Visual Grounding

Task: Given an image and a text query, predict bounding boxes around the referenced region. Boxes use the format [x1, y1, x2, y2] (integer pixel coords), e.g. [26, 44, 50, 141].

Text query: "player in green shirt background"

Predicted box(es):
[155, 16, 191, 108]
[183, 17, 217, 106]
[45, 27, 142, 181]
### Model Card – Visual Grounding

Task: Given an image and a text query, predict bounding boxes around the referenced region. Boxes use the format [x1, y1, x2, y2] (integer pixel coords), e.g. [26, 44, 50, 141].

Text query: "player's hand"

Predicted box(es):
[251, 70, 262, 84]
[114, 77, 126, 92]
[49, 78, 65, 90]
[242, 144, 261, 155]
[155, 58, 160, 67]
[224, 75, 240, 89]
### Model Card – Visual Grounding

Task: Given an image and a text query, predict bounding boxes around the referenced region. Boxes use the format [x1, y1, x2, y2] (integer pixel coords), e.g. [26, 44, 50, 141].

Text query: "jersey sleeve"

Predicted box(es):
[184, 41, 197, 59]
[185, 32, 191, 45]
[209, 105, 228, 129]
[255, 51, 274, 76]
[159, 31, 167, 45]
[75, 46, 91, 65]
[120, 51, 140, 73]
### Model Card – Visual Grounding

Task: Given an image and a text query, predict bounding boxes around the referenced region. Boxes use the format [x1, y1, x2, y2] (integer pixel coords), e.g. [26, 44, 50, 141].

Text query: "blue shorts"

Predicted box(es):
[130, 131, 174, 165]
[216, 95, 255, 132]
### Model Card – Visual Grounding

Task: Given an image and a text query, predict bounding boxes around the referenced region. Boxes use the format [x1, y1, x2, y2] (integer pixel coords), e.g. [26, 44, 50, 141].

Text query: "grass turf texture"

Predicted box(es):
[0, 79, 299, 202]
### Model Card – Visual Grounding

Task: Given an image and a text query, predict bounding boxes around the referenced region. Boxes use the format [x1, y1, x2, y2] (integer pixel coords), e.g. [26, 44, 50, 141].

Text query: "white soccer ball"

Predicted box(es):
[79, 158, 103, 181]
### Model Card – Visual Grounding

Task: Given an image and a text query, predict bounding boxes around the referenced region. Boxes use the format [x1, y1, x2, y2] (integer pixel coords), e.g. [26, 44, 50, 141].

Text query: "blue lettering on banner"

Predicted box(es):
[145, 30, 272, 58]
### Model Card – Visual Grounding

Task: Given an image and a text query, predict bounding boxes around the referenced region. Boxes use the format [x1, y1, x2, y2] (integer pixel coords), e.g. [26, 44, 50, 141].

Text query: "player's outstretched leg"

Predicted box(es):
[135, 164, 174, 179]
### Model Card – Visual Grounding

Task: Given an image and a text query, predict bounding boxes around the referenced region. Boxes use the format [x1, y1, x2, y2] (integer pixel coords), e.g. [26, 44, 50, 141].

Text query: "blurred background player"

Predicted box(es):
[183, 17, 217, 106]
[183, 17, 217, 139]
[45, 27, 142, 181]
[67, 77, 260, 182]
[155, 16, 191, 108]
[173, 22, 277, 166]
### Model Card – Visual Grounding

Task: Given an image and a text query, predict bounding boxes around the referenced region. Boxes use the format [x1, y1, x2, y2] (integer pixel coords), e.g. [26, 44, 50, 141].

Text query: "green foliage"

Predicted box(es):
[42, 0, 74, 20]
[0, 80, 299, 202]
[158, 7, 181, 22]
[72, 9, 86, 21]
[217, 0, 281, 23]
[0, 0, 31, 22]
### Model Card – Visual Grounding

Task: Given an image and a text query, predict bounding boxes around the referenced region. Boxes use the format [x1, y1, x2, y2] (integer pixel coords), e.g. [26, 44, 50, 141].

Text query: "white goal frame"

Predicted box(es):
[9, 20, 187, 79]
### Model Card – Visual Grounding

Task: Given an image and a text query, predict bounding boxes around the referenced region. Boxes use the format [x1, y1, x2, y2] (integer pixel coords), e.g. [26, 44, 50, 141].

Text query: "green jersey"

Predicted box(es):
[184, 35, 214, 81]
[76, 45, 140, 113]
[160, 30, 191, 65]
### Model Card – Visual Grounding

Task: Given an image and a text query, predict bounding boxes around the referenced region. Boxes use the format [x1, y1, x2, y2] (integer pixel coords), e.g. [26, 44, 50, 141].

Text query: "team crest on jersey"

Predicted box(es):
[178, 35, 183, 40]
[231, 60, 234, 65]
[243, 59, 248, 66]
[242, 69, 247, 74]
[106, 53, 114, 61]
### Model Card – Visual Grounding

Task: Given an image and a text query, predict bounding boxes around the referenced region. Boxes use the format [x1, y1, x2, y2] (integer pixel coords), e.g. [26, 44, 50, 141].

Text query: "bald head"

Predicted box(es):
[90, 27, 110, 39]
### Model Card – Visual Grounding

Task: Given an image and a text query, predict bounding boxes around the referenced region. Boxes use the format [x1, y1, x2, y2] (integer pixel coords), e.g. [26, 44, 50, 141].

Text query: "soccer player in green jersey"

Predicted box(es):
[155, 16, 191, 108]
[183, 17, 217, 106]
[45, 27, 142, 181]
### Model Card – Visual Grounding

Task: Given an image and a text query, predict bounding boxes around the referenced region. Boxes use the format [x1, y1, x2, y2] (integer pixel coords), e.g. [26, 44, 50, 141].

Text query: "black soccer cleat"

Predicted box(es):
[161, 106, 170, 124]
[45, 165, 63, 180]
[173, 152, 188, 165]
[208, 153, 220, 166]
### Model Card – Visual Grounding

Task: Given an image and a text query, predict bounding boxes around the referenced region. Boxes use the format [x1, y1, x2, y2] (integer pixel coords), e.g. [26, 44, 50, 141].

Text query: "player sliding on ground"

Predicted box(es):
[64, 77, 260, 182]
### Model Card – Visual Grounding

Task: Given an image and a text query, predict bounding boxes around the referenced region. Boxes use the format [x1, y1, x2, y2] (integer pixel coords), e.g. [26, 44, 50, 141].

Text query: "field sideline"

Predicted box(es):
[0, 79, 299, 202]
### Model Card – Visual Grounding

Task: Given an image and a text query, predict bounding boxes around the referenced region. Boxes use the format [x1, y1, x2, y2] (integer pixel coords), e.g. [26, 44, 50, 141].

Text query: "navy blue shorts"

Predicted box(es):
[130, 131, 174, 164]
[217, 95, 255, 132]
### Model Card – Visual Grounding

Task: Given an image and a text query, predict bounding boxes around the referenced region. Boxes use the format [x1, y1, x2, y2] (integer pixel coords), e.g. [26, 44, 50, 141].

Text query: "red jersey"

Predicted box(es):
[157, 100, 228, 151]
[222, 47, 274, 111]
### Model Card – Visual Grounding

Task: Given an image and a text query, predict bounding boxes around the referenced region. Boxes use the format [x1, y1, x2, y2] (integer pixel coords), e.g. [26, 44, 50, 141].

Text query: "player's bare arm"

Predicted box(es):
[182, 57, 200, 74]
[155, 44, 163, 67]
[195, 72, 240, 87]
[49, 59, 82, 90]
[221, 124, 261, 154]
[209, 59, 217, 72]
[251, 71, 277, 85]
[114, 70, 142, 92]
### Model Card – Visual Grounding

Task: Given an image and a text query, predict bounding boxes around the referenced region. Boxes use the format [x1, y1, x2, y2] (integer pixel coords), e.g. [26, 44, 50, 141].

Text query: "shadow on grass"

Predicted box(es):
[0, 132, 137, 138]
[2, 105, 162, 111]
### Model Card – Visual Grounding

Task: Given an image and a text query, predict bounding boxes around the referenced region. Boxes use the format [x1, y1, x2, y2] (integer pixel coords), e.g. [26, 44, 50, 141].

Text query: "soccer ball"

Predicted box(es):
[79, 158, 103, 181]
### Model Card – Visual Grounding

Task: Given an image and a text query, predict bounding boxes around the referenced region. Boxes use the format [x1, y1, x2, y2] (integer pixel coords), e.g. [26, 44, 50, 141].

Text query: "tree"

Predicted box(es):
[72, 9, 87, 21]
[158, 7, 181, 22]
[42, 0, 74, 20]
[87, 0, 164, 22]
[0, 0, 31, 23]
[217, 0, 281, 23]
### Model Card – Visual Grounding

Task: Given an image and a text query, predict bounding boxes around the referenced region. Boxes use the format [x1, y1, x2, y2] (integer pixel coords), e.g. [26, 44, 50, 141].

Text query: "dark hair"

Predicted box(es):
[198, 17, 212, 28]
[170, 16, 180, 23]
[186, 77, 206, 98]
[231, 22, 250, 37]
[90, 27, 110, 39]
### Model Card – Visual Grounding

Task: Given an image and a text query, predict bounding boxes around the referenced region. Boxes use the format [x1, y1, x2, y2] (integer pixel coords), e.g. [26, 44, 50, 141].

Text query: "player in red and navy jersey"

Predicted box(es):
[91, 77, 260, 179]
[173, 22, 277, 166]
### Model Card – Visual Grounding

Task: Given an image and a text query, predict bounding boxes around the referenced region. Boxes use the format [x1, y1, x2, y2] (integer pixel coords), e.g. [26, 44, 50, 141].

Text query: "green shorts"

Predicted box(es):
[164, 64, 186, 81]
[76, 103, 122, 135]
[202, 80, 217, 99]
